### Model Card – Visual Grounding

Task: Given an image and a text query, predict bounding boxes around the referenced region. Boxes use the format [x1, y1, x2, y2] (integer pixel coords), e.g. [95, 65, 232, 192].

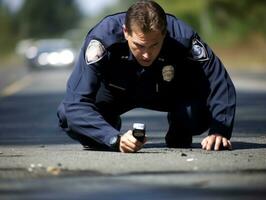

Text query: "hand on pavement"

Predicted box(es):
[201, 134, 232, 151]
[119, 130, 147, 153]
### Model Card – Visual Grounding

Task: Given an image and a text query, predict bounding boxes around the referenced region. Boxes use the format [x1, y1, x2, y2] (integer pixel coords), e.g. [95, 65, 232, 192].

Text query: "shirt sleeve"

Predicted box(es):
[62, 37, 120, 147]
[192, 35, 236, 139]
[169, 15, 236, 139]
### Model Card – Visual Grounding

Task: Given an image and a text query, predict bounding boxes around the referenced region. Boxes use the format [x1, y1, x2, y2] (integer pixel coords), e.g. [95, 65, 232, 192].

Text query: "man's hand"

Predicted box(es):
[201, 134, 232, 151]
[119, 130, 147, 153]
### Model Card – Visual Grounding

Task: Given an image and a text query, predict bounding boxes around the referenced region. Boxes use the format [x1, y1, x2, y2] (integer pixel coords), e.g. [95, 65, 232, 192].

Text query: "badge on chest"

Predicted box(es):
[162, 65, 174, 82]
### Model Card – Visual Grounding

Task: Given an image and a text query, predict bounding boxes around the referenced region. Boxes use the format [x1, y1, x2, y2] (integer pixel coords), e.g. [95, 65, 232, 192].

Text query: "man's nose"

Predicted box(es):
[142, 51, 151, 60]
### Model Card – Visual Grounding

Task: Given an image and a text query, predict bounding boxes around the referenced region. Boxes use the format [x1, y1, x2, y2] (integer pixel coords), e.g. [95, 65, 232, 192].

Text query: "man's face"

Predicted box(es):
[123, 25, 165, 67]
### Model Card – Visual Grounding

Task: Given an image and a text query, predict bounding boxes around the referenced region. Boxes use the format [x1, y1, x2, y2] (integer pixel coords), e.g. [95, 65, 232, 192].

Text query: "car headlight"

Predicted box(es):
[59, 50, 74, 65]
[37, 49, 74, 67]
[37, 53, 49, 65]
[25, 46, 38, 59]
[47, 52, 60, 65]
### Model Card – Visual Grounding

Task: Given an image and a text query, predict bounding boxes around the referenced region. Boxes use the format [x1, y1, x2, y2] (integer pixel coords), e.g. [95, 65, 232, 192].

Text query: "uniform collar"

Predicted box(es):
[153, 35, 172, 65]
[120, 41, 167, 67]
[128, 49, 135, 62]
[119, 41, 135, 62]
[157, 56, 166, 63]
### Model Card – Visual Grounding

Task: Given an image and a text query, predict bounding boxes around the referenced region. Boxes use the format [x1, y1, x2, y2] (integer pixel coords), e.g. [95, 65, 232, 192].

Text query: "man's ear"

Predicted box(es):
[123, 24, 129, 40]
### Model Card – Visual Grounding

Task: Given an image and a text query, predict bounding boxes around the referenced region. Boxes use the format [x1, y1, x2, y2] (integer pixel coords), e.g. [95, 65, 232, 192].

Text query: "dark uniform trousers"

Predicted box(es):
[57, 90, 210, 149]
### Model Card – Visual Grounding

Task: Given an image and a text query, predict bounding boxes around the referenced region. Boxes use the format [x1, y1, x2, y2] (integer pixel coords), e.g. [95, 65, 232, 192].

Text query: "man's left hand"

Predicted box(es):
[201, 134, 232, 151]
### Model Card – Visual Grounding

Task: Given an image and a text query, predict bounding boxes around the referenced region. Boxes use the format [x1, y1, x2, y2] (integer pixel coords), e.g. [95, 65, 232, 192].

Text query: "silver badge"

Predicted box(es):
[189, 38, 209, 62]
[162, 65, 174, 82]
[85, 40, 106, 65]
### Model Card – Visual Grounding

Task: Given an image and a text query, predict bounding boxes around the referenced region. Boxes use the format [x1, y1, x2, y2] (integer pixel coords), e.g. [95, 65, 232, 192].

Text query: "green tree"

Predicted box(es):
[16, 0, 81, 38]
[0, 1, 16, 54]
[208, 0, 266, 36]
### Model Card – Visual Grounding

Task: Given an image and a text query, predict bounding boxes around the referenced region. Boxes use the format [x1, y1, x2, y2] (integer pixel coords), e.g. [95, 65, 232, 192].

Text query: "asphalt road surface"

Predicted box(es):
[0, 67, 266, 200]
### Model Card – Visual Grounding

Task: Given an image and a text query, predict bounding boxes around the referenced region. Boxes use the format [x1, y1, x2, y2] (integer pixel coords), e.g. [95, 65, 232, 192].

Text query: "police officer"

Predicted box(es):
[57, 0, 236, 153]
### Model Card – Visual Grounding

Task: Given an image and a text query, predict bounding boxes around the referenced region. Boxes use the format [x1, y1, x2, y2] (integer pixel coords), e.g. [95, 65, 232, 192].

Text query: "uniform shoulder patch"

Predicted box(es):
[85, 40, 106, 65]
[188, 38, 209, 62]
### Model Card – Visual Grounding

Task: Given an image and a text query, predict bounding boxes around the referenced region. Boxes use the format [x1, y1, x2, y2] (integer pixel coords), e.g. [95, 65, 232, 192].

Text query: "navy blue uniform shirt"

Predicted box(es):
[58, 13, 236, 148]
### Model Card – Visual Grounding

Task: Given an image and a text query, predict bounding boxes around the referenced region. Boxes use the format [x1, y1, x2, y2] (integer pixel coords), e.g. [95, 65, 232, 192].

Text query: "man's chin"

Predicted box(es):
[138, 60, 153, 67]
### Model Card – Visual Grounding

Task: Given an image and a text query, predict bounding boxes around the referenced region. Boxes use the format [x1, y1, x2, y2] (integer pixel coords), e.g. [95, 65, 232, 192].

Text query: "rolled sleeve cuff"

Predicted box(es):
[208, 120, 233, 139]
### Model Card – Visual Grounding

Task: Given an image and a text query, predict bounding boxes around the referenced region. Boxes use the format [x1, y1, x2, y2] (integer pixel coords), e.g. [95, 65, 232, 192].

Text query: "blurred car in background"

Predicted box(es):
[17, 39, 76, 69]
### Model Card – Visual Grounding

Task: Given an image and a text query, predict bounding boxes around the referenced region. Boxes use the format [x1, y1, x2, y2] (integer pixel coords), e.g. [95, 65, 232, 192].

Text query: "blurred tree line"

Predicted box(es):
[17, 0, 81, 38]
[0, 1, 17, 54]
[155, 0, 266, 44]
[0, 0, 81, 55]
[0, 0, 265, 55]
[108, 0, 265, 45]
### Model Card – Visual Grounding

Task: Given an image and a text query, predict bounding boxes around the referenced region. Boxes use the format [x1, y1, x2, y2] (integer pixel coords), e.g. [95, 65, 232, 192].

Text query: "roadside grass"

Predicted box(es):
[213, 36, 266, 72]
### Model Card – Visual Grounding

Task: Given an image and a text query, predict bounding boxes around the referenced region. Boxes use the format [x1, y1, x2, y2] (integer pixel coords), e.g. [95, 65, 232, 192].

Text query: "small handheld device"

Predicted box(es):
[132, 123, 145, 142]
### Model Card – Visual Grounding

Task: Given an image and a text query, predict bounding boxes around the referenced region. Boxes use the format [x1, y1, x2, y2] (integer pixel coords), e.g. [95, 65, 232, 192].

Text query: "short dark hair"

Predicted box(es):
[125, 0, 167, 35]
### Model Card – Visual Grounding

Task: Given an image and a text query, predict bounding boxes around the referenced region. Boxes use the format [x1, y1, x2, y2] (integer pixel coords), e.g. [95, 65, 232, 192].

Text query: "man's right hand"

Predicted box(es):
[119, 130, 147, 153]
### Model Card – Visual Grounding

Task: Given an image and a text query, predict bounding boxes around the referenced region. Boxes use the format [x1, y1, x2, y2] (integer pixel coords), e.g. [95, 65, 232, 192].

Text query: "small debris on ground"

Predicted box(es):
[46, 166, 61, 175]
[27, 163, 63, 176]
[28, 167, 33, 172]
[27, 163, 45, 173]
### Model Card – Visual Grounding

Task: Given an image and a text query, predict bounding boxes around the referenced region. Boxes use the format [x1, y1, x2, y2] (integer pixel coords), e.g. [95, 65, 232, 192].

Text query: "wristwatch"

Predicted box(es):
[109, 135, 121, 151]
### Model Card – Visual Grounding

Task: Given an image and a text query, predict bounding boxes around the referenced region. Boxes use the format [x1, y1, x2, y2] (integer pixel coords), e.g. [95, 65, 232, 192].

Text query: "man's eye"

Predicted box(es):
[136, 44, 144, 49]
